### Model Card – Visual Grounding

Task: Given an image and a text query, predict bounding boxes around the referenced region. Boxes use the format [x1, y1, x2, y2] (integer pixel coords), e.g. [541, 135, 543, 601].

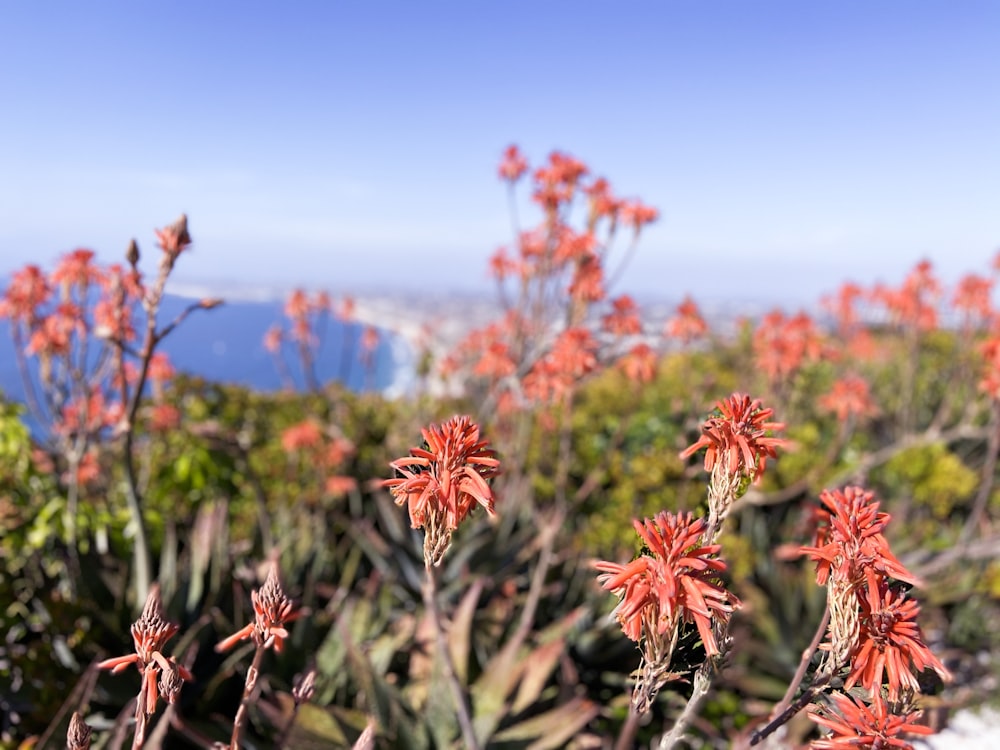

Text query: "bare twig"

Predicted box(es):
[769, 603, 830, 722]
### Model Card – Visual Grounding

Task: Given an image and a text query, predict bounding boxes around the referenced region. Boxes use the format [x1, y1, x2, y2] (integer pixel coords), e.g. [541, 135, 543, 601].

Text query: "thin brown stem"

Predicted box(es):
[230, 645, 266, 749]
[961, 399, 1000, 543]
[422, 563, 481, 750]
[769, 603, 829, 722]
[750, 672, 831, 746]
[614, 702, 641, 750]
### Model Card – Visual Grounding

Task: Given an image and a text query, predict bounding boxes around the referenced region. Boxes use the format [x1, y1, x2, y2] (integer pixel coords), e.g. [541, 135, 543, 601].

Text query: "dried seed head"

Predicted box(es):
[292, 668, 317, 705]
[126, 238, 140, 267]
[824, 577, 860, 675]
[67, 711, 93, 750]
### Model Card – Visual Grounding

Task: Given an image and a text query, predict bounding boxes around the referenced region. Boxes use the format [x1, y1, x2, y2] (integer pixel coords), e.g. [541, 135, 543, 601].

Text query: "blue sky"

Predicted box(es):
[1, 1, 997, 305]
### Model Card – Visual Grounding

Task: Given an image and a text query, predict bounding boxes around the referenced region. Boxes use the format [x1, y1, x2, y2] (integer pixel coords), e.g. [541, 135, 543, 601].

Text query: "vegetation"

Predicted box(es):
[1, 148, 998, 749]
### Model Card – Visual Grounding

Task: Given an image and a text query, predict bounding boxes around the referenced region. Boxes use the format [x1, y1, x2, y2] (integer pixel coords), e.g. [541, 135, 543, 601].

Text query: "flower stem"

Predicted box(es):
[422, 563, 481, 750]
[230, 645, 265, 750]
[769, 602, 829, 723]
[657, 662, 713, 749]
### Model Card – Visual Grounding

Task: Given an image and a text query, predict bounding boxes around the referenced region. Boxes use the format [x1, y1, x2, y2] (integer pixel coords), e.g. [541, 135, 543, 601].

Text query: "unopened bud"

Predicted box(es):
[126, 239, 140, 267]
[199, 298, 224, 310]
[67, 711, 93, 750]
[170, 213, 192, 248]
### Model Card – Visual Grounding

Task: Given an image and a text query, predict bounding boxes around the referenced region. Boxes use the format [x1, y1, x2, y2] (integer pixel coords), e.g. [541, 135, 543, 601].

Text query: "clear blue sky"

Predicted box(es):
[1, 1, 997, 305]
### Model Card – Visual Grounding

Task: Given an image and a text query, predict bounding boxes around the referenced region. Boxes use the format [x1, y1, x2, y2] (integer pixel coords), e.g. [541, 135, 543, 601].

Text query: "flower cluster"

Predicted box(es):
[680, 393, 786, 537]
[595, 511, 738, 712]
[444, 147, 657, 413]
[216, 563, 303, 654]
[752, 309, 825, 385]
[809, 691, 933, 750]
[680, 393, 786, 484]
[818, 375, 879, 424]
[97, 586, 193, 742]
[797, 486, 950, 744]
[384, 415, 500, 566]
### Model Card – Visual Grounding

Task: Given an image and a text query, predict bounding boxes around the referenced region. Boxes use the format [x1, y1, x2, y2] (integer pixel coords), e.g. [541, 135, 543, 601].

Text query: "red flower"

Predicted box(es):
[595, 511, 738, 656]
[809, 691, 934, 749]
[155, 214, 192, 260]
[148, 403, 181, 432]
[523, 327, 598, 405]
[618, 199, 659, 234]
[844, 568, 951, 701]
[216, 563, 303, 653]
[281, 419, 324, 453]
[284, 288, 310, 320]
[0, 265, 51, 324]
[602, 295, 642, 336]
[799, 487, 918, 587]
[98, 585, 193, 715]
[822, 282, 865, 332]
[618, 343, 657, 385]
[873, 260, 941, 332]
[819, 375, 878, 423]
[263, 324, 283, 354]
[584, 177, 621, 223]
[51, 249, 103, 295]
[952, 273, 993, 323]
[384, 415, 499, 566]
[680, 393, 786, 481]
[498, 144, 528, 182]
[567, 253, 606, 303]
[664, 296, 708, 343]
[753, 310, 824, 382]
[488, 247, 520, 282]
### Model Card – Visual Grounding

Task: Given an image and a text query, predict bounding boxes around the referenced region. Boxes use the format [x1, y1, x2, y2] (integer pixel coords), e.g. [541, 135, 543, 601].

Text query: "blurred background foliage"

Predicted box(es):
[1, 317, 998, 749]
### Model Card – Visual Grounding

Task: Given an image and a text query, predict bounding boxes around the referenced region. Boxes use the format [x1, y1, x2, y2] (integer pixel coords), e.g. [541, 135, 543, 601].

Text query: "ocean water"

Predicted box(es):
[0, 294, 403, 409]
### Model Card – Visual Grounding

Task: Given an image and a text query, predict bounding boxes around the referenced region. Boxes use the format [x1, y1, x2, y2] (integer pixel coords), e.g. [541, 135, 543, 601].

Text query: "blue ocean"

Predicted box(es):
[0, 293, 403, 408]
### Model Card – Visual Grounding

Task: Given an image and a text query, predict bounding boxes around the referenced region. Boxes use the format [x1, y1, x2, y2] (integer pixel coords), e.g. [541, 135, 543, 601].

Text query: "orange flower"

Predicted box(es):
[952, 273, 993, 322]
[523, 327, 598, 405]
[664, 295, 708, 343]
[809, 691, 934, 749]
[753, 309, 824, 383]
[595, 511, 738, 656]
[148, 403, 181, 432]
[281, 419, 324, 453]
[384, 415, 499, 566]
[51, 249, 103, 295]
[618, 199, 659, 234]
[98, 585, 192, 715]
[498, 144, 528, 182]
[263, 324, 283, 354]
[618, 343, 657, 385]
[0, 264, 51, 323]
[819, 375, 878, 423]
[155, 214, 192, 260]
[602, 295, 642, 336]
[488, 247, 520, 282]
[799, 487, 918, 587]
[584, 177, 621, 223]
[979, 334, 1000, 399]
[873, 260, 941, 332]
[680, 393, 786, 482]
[216, 563, 303, 654]
[844, 568, 950, 701]
[567, 253, 606, 303]
[821, 282, 865, 333]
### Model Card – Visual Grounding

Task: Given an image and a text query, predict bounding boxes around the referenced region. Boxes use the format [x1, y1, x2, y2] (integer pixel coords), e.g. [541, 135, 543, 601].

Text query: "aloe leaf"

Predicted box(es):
[490, 697, 599, 749]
